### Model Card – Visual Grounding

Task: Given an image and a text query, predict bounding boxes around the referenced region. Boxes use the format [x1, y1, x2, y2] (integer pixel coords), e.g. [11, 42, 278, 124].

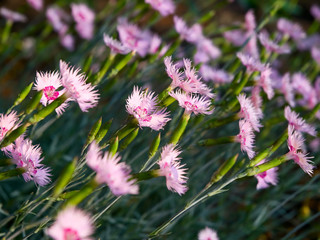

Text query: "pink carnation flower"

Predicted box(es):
[26, 0, 43, 11]
[145, 0, 175, 16]
[173, 16, 190, 41]
[237, 52, 265, 73]
[237, 94, 263, 132]
[71, 3, 95, 40]
[164, 56, 184, 88]
[258, 67, 274, 99]
[198, 227, 219, 240]
[292, 73, 317, 109]
[286, 125, 314, 176]
[235, 120, 255, 159]
[245, 10, 256, 32]
[0, 8, 27, 22]
[254, 159, 278, 190]
[311, 5, 320, 21]
[277, 18, 306, 40]
[158, 144, 188, 195]
[6, 137, 51, 186]
[258, 32, 290, 54]
[284, 106, 316, 136]
[200, 65, 233, 84]
[60, 60, 99, 112]
[47, 207, 94, 240]
[0, 111, 19, 142]
[103, 34, 131, 55]
[126, 87, 170, 131]
[149, 34, 162, 54]
[194, 38, 221, 63]
[223, 29, 246, 46]
[86, 142, 139, 196]
[251, 86, 263, 119]
[169, 90, 214, 115]
[46, 6, 70, 33]
[281, 73, 295, 107]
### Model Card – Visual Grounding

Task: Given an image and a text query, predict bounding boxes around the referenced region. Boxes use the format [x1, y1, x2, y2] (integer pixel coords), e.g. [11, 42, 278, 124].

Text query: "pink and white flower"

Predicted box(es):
[173, 16, 190, 41]
[292, 73, 317, 109]
[169, 90, 214, 115]
[254, 159, 278, 190]
[26, 0, 43, 11]
[46, 6, 70, 33]
[145, 0, 175, 16]
[86, 142, 139, 196]
[284, 106, 316, 136]
[103, 34, 131, 55]
[164, 56, 184, 88]
[277, 18, 306, 40]
[158, 144, 188, 195]
[198, 227, 219, 240]
[149, 34, 162, 54]
[200, 65, 233, 84]
[258, 67, 274, 99]
[59, 33, 75, 51]
[47, 207, 94, 240]
[59, 60, 99, 112]
[235, 120, 255, 159]
[286, 125, 314, 176]
[237, 52, 265, 73]
[0, 8, 27, 22]
[126, 87, 170, 131]
[71, 3, 95, 40]
[223, 29, 246, 46]
[0, 112, 19, 142]
[237, 94, 263, 132]
[281, 73, 295, 107]
[258, 32, 290, 54]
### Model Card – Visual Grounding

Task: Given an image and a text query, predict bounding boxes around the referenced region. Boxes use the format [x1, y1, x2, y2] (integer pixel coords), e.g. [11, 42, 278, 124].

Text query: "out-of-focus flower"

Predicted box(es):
[169, 90, 214, 115]
[284, 106, 316, 136]
[254, 159, 278, 190]
[237, 52, 265, 73]
[258, 32, 290, 54]
[86, 142, 139, 196]
[296, 34, 320, 51]
[311, 46, 320, 65]
[292, 73, 317, 109]
[46, 207, 94, 240]
[198, 227, 219, 240]
[7, 137, 51, 186]
[258, 67, 274, 99]
[149, 34, 162, 54]
[126, 87, 170, 131]
[46, 6, 70, 33]
[60, 60, 99, 112]
[158, 144, 188, 195]
[71, 3, 95, 40]
[223, 29, 246, 46]
[59, 33, 75, 51]
[277, 18, 306, 40]
[286, 125, 314, 176]
[311, 5, 320, 22]
[173, 16, 190, 41]
[117, 18, 151, 57]
[145, 0, 175, 16]
[26, 0, 43, 11]
[200, 65, 233, 84]
[251, 86, 263, 118]
[237, 94, 263, 132]
[194, 38, 221, 63]
[245, 10, 256, 32]
[0, 112, 19, 142]
[235, 120, 255, 159]
[244, 10, 259, 58]
[103, 34, 131, 55]
[0, 7, 27, 22]
[281, 73, 295, 107]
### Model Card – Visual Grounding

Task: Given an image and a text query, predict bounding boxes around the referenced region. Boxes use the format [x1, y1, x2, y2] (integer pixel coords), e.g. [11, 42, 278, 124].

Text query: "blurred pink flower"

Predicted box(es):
[258, 32, 290, 54]
[60, 60, 99, 112]
[103, 34, 131, 55]
[47, 207, 94, 240]
[255, 159, 278, 190]
[145, 0, 175, 16]
[235, 120, 255, 159]
[281, 73, 295, 107]
[223, 29, 246, 46]
[296, 34, 320, 51]
[198, 227, 219, 240]
[251, 86, 263, 119]
[200, 65, 233, 84]
[126, 87, 170, 131]
[59, 33, 75, 51]
[194, 38, 221, 63]
[149, 34, 162, 54]
[277, 18, 306, 40]
[237, 52, 265, 73]
[164, 56, 184, 88]
[71, 3, 95, 40]
[26, 0, 43, 11]
[237, 94, 263, 132]
[292, 73, 317, 109]
[46, 6, 70, 33]
[86, 142, 139, 196]
[259, 67, 274, 99]
[311, 5, 320, 21]
[173, 16, 190, 41]
[158, 144, 188, 195]
[284, 106, 316, 136]
[311, 46, 320, 65]
[0, 7, 27, 22]
[286, 125, 314, 176]
[169, 90, 214, 115]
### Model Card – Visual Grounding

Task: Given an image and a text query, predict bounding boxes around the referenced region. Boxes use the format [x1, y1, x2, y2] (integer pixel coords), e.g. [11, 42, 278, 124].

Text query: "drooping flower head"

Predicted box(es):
[237, 94, 263, 132]
[258, 32, 290, 54]
[6, 137, 51, 186]
[103, 34, 131, 55]
[286, 125, 314, 176]
[86, 142, 139, 196]
[198, 227, 219, 240]
[145, 0, 175, 16]
[235, 120, 255, 159]
[71, 3, 95, 40]
[237, 52, 265, 73]
[59, 60, 99, 112]
[26, 0, 43, 11]
[157, 144, 188, 195]
[0, 7, 27, 22]
[0, 111, 19, 142]
[169, 90, 214, 115]
[46, 207, 94, 240]
[254, 159, 278, 190]
[284, 106, 316, 136]
[126, 87, 171, 131]
[277, 18, 306, 40]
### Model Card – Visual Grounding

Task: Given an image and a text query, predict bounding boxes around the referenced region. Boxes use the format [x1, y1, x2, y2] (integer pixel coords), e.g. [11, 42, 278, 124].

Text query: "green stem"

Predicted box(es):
[170, 112, 190, 145]
[93, 54, 115, 85]
[0, 168, 26, 181]
[198, 136, 235, 146]
[2, 20, 13, 44]
[131, 169, 159, 182]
